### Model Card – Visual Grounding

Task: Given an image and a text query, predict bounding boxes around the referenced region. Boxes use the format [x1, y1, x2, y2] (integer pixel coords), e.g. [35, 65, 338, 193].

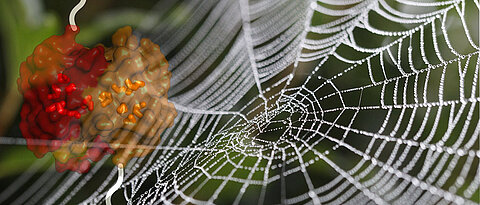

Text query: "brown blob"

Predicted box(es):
[81, 26, 177, 167]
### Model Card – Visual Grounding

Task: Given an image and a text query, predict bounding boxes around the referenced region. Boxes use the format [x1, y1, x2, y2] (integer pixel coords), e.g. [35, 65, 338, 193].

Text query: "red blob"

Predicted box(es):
[17, 25, 111, 173]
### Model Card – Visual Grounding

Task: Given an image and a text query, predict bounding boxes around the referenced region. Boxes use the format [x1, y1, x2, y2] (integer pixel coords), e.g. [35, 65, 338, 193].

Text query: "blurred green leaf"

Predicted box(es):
[0, 147, 53, 178]
[0, 0, 60, 175]
[0, 0, 60, 80]
[76, 9, 148, 45]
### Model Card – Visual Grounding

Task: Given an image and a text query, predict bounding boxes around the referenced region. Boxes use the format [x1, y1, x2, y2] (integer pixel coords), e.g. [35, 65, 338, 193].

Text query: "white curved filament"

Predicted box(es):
[69, 0, 87, 31]
[105, 164, 124, 205]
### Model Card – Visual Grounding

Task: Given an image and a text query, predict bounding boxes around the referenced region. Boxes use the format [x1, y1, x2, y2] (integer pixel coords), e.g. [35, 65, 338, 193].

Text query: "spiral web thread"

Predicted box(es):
[0, 0, 479, 204]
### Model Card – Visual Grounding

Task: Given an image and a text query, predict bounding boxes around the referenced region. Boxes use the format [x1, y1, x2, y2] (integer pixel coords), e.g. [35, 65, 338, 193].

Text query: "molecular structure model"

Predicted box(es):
[17, 25, 177, 173]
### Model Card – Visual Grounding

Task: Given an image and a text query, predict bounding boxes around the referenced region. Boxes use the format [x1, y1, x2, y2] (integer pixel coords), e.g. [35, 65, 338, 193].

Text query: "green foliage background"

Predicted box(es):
[0, 0, 478, 204]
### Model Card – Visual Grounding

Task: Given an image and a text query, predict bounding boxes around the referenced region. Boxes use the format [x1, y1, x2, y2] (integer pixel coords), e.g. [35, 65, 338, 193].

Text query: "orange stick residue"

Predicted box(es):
[98, 91, 113, 107]
[116, 103, 128, 114]
[132, 102, 147, 118]
[111, 84, 126, 94]
[123, 114, 136, 124]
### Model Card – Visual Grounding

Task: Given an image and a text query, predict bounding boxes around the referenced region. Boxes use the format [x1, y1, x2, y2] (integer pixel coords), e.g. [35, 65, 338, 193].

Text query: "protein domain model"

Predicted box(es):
[17, 24, 177, 173]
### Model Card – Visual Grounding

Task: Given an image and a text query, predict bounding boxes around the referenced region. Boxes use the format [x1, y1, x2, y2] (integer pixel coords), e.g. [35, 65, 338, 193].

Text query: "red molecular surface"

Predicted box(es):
[17, 25, 112, 173]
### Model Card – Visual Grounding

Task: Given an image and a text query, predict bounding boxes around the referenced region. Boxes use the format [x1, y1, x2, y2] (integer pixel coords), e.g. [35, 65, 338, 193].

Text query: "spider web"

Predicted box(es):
[0, 0, 479, 204]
